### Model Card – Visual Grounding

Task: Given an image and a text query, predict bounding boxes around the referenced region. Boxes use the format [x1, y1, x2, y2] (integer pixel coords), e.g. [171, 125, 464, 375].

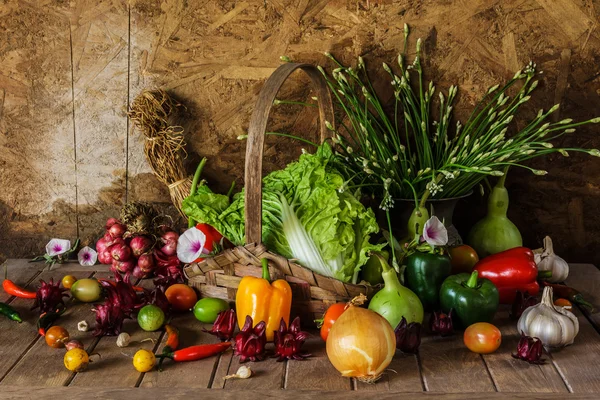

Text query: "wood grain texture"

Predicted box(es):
[564, 263, 600, 329]
[355, 352, 423, 392]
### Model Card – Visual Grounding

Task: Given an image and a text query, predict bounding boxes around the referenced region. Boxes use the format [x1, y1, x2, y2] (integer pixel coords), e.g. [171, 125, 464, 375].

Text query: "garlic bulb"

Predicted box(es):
[116, 332, 131, 348]
[535, 236, 569, 283]
[517, 286, 579, 348]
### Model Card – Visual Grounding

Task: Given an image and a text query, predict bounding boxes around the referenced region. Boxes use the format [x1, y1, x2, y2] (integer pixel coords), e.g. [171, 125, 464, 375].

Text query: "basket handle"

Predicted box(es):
[244, 63, 335, 245]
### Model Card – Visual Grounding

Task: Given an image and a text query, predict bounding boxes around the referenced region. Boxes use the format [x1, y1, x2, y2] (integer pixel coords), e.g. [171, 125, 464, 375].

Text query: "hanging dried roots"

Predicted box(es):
[128, 89, 191, 216]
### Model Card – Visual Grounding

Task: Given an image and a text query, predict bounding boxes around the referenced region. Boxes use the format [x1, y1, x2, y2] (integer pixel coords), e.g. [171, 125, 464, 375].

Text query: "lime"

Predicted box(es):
[137, 305, 165, 332]
[193, 298, 230, 323]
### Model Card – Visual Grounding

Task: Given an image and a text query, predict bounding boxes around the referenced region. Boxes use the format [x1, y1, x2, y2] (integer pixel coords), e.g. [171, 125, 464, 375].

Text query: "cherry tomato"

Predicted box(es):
[320, 303, 347, 342]
[45, 326, 70, 348]
[61, 275, 77, 289]
[165, 284, 198, 311]
[554, 298, 572, 309]
[449, 245, 479, 274]
[463, 322, 502, 354]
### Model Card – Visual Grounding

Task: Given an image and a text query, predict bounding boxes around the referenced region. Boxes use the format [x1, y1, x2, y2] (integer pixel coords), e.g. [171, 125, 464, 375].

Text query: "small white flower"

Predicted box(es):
[46, 239, 71, 257]
[77, 246, 97, 266]
[177, 227, 207, 263]
[423, 216, 448, 247]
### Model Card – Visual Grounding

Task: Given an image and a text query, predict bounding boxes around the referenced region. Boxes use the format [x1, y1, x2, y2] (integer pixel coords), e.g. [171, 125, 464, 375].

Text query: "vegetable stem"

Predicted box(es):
[188, 158, 207, 228]
[261, 258, 271, 282]
[465, 271, 479, 289]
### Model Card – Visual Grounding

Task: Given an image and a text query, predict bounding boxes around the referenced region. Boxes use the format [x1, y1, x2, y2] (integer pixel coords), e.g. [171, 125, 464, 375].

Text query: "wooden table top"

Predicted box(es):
[0, 260, 599, 399]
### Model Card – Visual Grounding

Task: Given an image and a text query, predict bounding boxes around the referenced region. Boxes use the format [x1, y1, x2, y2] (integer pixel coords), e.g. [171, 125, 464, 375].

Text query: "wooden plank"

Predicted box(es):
[70, 0, 129, 246]
[140, 315, 220, 388]
[419, 328, 495, 392]
[285, 335, 349, 390]
[1, 387, 600, 400]
[218, 349, 285, 390]
[0, 259, 42, 303]
[69, 275, 159, 387]
[482, 308, 568, 393]
[564, 264, 600, 328]
[0, 270, 109, 386]
[356, 352, 423, 392]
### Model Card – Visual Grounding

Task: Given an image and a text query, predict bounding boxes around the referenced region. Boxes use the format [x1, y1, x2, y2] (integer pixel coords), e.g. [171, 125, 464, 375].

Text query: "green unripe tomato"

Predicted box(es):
[70, 279, 102, 302]
[193, 298, 230, 323]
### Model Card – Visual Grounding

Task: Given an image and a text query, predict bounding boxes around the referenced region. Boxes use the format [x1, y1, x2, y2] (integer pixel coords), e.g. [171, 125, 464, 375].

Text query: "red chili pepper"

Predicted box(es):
[542, 282, 594, 311]
[474, 247, 539, 304]
[158, 342, 231, 371]
[2, 279, 37, 299]
[164, 325, 179, 352]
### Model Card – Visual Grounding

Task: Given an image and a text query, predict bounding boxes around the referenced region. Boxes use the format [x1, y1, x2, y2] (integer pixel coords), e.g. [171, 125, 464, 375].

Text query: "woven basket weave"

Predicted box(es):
[184, 63, 380, 325]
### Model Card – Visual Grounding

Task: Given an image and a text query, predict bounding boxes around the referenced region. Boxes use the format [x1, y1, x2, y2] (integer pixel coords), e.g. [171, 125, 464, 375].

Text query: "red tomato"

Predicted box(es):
[165, 284, 198, 311]
[45, 326, 70, 348]
[449, 245, 479, 274]
[463, 322, 502, 354]
[320, 303, 347, 341]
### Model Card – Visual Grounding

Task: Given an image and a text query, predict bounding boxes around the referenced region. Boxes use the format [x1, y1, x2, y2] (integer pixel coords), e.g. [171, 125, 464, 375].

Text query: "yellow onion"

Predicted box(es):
[326, 303, 395, 383]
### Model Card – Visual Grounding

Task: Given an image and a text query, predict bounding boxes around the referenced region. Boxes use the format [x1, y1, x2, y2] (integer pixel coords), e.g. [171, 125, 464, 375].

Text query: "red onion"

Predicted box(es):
[65, 340, 84, 351]
[160, 231, 179, 256]
[108, 223, 127, 239]
[98, 250, 113, 265]
[130, 236, 154, 258]
[137, 253, 155, 273]
[105, 218, 121, 230]
[113, 259, 135, 274]
[110, 243, 132, 262]
[96, 237, 110, 254]
[154, 248, 180, 268]
[132, 265, 148, 279]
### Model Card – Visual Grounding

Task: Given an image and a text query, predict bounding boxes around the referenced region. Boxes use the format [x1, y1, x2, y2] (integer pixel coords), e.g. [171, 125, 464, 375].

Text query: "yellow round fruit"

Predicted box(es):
[61, 275, 77, 289]
[64, 348, 89, 372]
[133, 349, 156, 372]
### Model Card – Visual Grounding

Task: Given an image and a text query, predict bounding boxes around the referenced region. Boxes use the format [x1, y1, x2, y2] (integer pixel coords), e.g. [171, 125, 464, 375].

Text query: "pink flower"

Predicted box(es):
[422, 216, 448, 247]
[78, 246, 98, 266]
[45, 239, 71, 257]
[177, 227, 206, 263]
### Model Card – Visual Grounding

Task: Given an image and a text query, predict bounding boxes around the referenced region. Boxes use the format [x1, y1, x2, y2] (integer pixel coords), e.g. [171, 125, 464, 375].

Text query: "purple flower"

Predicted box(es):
[45, 239, 71, 257]
[177, 227, 206, 263]
[422, 216, 448, 247]
[78, 246, 98, 266]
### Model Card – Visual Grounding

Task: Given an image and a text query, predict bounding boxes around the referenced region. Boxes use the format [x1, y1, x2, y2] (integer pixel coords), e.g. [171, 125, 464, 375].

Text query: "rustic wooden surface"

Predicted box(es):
[0, 260, 598, 397]
[1, 0, 599, 267]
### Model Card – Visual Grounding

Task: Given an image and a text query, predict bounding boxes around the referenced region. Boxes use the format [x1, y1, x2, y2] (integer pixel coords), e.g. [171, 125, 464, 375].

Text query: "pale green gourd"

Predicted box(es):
[467, 169, 522, 258]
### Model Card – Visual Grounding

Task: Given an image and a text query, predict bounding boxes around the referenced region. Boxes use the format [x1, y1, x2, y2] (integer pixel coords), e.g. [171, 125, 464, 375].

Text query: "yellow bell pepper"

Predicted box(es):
[236, 258, 292, 342]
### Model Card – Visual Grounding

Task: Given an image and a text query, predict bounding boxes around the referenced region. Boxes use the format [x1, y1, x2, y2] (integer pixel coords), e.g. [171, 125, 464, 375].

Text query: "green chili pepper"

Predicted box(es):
[439, 270, 500, 329]
[0, 302, 23, 323]
[405, 252, 452, 310]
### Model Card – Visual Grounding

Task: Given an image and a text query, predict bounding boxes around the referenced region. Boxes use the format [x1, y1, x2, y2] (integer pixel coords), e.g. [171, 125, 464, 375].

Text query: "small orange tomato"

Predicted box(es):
[165, 284, 198, 311]
[320, 303, 347, 342]
[45, 326, 70, 348]
[61, 275, 77, 289]
[464, 322, 501, 354]
[449, 245, 479, 274]
[554, 298, 572, 309]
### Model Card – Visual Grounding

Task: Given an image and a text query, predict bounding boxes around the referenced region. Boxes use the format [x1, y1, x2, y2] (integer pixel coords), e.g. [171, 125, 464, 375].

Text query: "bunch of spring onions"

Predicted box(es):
[318, 24, 600, 212]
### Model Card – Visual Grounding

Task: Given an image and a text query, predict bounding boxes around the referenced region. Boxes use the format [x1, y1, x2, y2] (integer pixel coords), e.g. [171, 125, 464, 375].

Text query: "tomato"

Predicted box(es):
[463, 322, 502, 354]
[165, 284, 198, 311]
[449, 245, 479, 274]
[70, 278, 102, 302]
[138, 305, 165, 332]
[193, 298, 230, 323]
[64, 348, 89, 372]
[320, 303, 347, 342]
[45, 326, 70, 348]
[554, 298, 572, 309]
[61, 275, 77, 289]
[133, 349, 156, 372]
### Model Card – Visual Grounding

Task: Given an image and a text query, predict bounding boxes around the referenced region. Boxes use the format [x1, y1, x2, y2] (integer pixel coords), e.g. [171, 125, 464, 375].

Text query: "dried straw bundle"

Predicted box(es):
[128, 89, 191, 216]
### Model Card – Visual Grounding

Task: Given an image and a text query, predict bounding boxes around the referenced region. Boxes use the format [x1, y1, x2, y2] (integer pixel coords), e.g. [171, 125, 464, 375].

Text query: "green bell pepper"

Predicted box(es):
[439, 270, 500, 329]
[404, 252, 452, 310]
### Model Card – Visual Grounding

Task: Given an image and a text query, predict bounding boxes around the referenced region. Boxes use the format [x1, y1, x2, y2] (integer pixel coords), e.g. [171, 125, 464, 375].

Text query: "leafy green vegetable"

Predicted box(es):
[182, 144, 382, 283]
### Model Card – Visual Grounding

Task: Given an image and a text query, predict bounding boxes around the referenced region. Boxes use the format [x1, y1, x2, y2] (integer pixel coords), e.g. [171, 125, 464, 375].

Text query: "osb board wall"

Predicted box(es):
[0, 0, 599, 265]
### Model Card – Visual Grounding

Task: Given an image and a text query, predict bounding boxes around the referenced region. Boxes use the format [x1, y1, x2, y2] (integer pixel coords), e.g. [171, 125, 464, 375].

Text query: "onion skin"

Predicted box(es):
[98, 250, 113, 265]
[326, 305, 395, 382]
[105, 218, 120, 229]
[130, 236, 154, 258]
[138, 254, 155, 273]
[108, 223, 127, 239]
[113, 259, 135, 274]
[160, 231, 179, 257]
[110, 243, 132, 262]
[95, 237, 110, 254]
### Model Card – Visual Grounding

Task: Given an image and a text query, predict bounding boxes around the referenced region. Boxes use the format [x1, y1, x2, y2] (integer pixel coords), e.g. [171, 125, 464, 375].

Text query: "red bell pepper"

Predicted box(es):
[473, 247, 539, 304]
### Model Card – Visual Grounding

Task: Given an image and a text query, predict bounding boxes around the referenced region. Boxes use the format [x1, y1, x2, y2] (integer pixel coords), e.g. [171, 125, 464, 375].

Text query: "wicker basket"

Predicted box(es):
[184, 63, 380, 325]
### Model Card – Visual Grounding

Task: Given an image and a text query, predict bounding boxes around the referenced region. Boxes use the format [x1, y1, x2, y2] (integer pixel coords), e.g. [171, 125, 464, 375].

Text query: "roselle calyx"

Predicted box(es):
[234, 316, 267, 362]
[430, 309, 454, 336]
[204, 309, 236, 341]
[273, 317, 310, 361]
[512, 332, 545, 364]
[510, 290, 538, 320]
[395, 316, 422, 353]
[35, 278, 68, 314]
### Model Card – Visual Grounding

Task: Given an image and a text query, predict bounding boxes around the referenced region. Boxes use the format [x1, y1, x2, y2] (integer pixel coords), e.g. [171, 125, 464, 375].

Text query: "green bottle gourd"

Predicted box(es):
[368, 254, 424, 328]
[467, 169, 522, 258]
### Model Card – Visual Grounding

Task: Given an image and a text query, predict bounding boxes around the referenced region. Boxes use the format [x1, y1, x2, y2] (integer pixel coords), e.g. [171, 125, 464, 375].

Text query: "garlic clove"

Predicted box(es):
[116, 332, 131, 348]
[78, 320, 89, 332]
[535, 236, 569, 283]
